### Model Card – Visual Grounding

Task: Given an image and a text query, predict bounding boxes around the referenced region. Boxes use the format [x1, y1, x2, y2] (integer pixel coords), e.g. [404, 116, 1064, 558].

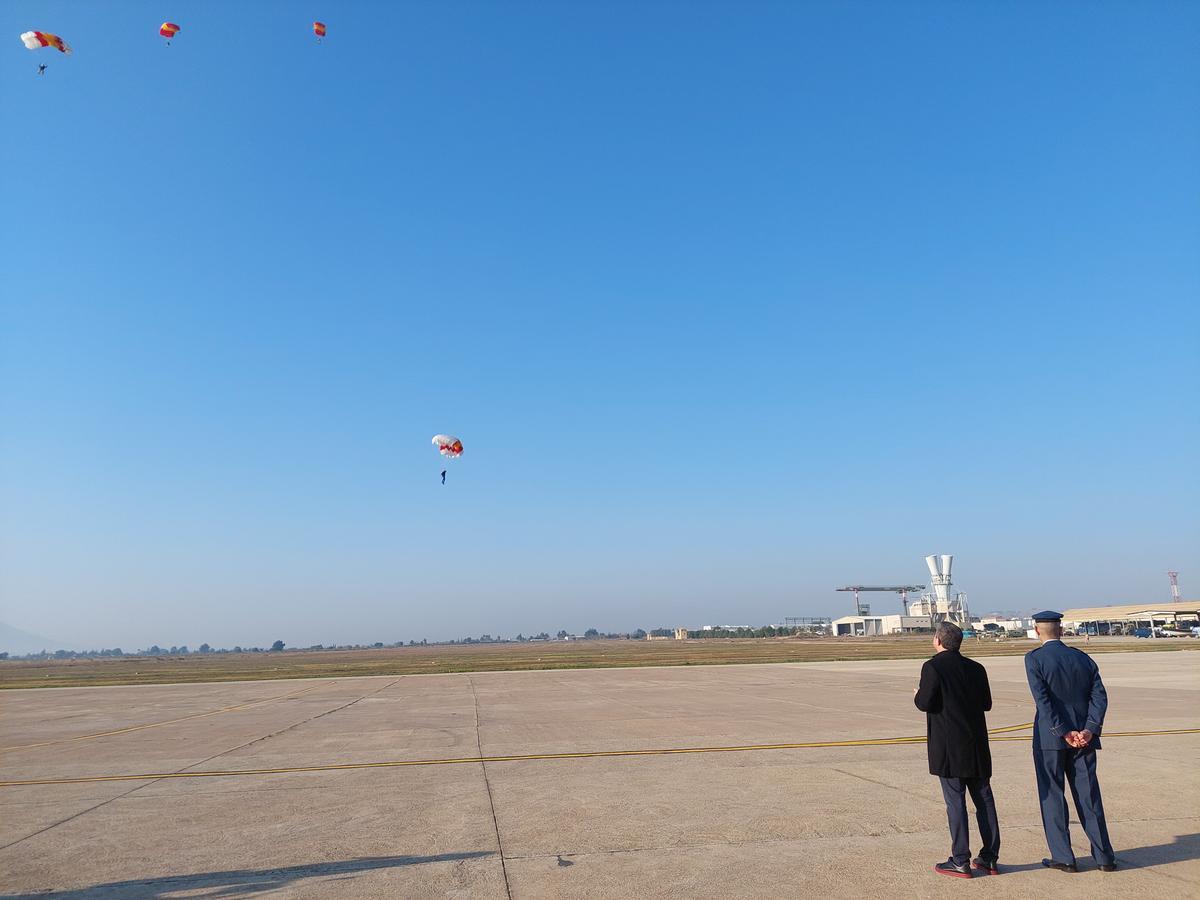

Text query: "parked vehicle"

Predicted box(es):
[1132, 628, 1153, 638]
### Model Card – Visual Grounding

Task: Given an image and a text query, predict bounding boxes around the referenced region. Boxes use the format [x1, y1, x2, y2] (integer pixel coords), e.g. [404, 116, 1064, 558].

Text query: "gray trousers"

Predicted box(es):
[938, 776, 1000, 866]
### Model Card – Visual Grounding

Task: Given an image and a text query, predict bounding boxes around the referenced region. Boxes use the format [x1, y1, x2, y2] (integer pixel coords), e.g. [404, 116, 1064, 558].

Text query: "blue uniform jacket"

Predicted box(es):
[1024, 640, 1108, 750]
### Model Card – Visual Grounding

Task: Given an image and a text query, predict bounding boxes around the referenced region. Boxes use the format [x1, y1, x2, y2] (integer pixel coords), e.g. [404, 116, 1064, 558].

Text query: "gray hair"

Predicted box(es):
[936, 621, 963, 652]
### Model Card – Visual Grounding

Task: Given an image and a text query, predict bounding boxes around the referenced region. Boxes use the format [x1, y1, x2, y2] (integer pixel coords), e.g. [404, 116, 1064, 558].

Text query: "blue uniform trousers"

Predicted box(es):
[938, 776, 1000, 866]
[1032, 747, 1115, 866]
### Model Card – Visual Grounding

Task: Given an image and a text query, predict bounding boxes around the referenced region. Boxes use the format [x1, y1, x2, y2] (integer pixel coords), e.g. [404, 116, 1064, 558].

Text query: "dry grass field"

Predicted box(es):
[1, 634, 1189, 689]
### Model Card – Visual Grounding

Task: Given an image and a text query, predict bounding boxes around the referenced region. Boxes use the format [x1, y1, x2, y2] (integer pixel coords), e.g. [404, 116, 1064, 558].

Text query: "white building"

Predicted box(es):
[831, 614, 934, 636]
[976, 615, 1032, 633]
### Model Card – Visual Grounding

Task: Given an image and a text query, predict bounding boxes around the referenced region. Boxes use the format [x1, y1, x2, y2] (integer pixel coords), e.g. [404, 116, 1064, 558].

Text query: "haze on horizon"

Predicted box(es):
[2, 2, 1197, 652]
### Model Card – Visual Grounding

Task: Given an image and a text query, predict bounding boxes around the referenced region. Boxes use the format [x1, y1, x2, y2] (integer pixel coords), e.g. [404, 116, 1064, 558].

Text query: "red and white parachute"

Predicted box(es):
[432, 435, 463, 484]
[432, 435, 464, 458]
[21, 31, 72, 54]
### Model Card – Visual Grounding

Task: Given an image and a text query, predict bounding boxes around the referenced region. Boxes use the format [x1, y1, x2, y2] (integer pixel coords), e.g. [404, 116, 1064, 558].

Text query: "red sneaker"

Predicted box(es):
[934, 860, 973, 878]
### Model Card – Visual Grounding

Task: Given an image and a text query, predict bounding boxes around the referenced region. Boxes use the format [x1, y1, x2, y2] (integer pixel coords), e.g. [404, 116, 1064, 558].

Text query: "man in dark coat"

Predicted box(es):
[914, 621, 1000, 878]
[1025, 611, 1116, 873]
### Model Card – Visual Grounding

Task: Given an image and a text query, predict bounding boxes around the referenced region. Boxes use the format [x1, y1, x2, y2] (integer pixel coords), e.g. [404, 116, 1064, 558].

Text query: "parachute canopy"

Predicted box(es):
[21, 31, 71, 54]
[432, 435, 464, 459]
[160, 23, 181, 39]
[313, 21, 327, 38]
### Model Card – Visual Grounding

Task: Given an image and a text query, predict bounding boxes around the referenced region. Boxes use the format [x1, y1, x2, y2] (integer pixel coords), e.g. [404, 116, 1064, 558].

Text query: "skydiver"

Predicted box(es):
[441, 469, 447, 485]
[37, 64, 47, 76]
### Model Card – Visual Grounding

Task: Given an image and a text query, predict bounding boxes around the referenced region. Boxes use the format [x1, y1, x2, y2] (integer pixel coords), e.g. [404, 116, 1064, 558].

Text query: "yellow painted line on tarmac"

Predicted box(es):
[982, 727, 1200, 743]
[2, 721, 1021, 786]
[6, 723, 1195, 790]
[0, 681, 332, 755]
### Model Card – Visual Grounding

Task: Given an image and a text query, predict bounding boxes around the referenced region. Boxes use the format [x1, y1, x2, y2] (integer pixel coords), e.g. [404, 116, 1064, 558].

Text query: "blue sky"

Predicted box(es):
[2, 1, 1197, 650]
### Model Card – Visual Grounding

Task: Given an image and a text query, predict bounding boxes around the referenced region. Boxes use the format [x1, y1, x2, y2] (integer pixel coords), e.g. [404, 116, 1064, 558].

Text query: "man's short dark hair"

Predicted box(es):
[936, 621, 963, 652]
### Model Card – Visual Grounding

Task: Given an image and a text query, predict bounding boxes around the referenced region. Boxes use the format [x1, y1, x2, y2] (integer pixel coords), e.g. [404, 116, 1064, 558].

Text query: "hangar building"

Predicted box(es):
[831, 614, 933, 636]
[1060, 600, 1198, 635]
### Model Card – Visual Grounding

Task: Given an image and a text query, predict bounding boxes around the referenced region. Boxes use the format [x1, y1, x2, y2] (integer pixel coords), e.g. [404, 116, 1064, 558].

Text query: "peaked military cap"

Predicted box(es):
[1031, 610, 1063, 623]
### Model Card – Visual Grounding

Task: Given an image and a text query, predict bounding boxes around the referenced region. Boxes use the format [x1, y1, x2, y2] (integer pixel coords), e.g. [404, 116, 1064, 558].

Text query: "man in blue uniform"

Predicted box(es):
[1025, 611, 1117, 873]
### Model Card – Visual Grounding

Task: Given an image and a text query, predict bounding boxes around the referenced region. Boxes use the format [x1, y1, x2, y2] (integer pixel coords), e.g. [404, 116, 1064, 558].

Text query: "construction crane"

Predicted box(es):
[1168, 571, 1181, 602]
[836, 585, 925, 616]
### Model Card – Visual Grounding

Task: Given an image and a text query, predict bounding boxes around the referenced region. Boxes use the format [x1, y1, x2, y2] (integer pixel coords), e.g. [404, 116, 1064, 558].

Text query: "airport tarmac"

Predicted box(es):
[1, 650, 1196, 898]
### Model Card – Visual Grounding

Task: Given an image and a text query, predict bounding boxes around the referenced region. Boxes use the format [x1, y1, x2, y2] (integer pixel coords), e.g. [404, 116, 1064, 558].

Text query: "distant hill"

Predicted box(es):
[0, 622, 63, 655]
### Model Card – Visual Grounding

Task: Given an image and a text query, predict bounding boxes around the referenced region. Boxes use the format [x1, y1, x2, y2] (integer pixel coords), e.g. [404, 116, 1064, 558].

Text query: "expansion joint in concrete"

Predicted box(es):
[0, 679, 402, 853]
[468, 675, 513, 900]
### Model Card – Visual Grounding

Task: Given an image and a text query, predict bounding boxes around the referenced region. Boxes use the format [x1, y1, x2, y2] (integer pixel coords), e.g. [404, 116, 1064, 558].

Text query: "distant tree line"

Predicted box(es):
[7, 640, 288, 661]
[1, 623, 821, 661]
[686, 625, 808, 639]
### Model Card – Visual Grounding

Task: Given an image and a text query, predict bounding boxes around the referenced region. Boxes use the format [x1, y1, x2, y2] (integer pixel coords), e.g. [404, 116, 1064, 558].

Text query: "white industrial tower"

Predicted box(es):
[1168, 571, 1181, 602]
[911, 554, 972, 627]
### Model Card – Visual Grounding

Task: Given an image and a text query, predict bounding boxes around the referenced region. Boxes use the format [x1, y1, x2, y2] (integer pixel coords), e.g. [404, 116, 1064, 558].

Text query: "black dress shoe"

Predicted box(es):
[1099, 863, 1118, 872]
[972, 857, 999, 875]
[1042, 858, 1078, 873]
[934, 859, 972, 878]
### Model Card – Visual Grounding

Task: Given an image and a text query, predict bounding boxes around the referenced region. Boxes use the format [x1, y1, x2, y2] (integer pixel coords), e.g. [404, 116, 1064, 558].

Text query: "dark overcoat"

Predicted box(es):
[914, 649, 993, 778]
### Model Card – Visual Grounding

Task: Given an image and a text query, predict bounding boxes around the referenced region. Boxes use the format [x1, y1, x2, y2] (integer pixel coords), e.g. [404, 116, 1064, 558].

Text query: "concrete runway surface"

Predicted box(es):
[1, 650, 1196, 898]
